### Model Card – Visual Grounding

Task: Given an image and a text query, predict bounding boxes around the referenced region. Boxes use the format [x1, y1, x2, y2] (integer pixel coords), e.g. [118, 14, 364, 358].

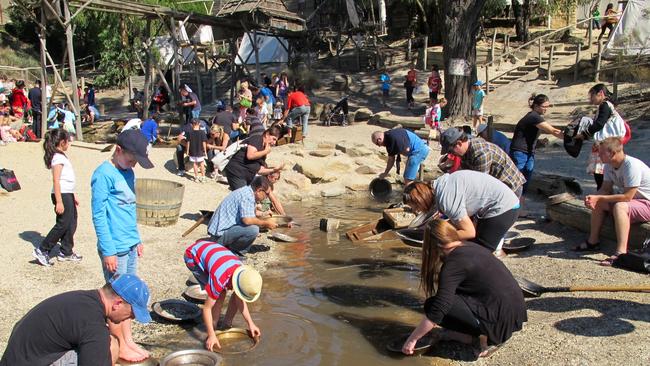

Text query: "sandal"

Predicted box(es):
[572, 240, 600, 252]
[478, 344, 502, 358]
[599, 252, 622, 267]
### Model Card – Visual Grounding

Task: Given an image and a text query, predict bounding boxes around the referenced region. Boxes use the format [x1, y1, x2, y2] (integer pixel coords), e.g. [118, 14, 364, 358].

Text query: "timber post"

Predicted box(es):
[39, 2, 48, 137]
[62, 0, 82, 141]
[595, 40, 602, 82]
[613, 69, 619, 100]
[538, 38, 542, 69]
[547, 44, 554, 81]
[573, 45, 581, 82]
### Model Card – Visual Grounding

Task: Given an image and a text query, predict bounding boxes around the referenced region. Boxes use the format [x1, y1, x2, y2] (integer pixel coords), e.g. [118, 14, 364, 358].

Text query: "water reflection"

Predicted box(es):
[312, 284, 423, 310]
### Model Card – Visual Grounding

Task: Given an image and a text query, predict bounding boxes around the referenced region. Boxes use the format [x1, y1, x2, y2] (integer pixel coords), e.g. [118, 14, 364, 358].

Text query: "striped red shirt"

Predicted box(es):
[184, 240, 242, 300]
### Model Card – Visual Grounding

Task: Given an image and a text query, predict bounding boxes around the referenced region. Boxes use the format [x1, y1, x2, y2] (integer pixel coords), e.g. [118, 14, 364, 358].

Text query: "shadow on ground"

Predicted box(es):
[311, 284, 422, 310]
[19, 231, 44, 248]
[527, 296, 650, 337]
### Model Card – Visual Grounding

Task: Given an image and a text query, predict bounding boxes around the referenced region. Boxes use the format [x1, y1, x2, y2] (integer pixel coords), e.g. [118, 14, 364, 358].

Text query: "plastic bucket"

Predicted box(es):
[135, 178, 185, 227]
[369, 178, 392, 200]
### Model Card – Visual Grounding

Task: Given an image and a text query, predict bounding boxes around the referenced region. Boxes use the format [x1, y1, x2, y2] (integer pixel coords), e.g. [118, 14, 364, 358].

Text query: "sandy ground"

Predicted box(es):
[1, 61, 650, 365]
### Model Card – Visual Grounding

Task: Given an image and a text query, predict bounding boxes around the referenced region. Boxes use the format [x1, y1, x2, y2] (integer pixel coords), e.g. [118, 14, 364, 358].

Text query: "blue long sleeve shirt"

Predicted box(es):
[91, 161, 141, 256]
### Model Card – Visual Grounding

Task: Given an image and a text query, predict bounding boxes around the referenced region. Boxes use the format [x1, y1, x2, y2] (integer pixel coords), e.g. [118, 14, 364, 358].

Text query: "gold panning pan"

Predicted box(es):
[214, 328, 259, 355]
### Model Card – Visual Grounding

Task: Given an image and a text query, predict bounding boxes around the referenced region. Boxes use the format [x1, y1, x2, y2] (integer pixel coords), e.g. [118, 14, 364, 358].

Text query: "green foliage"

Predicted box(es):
[482, 0, 507, 19]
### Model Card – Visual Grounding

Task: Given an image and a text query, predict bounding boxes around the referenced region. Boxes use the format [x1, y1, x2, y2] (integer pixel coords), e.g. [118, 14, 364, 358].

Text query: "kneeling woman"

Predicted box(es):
[402, 219, 527, 357]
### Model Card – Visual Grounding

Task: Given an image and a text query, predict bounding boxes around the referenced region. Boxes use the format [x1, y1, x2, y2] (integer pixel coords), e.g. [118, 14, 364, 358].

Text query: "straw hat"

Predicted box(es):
[232, 265, 262, 303]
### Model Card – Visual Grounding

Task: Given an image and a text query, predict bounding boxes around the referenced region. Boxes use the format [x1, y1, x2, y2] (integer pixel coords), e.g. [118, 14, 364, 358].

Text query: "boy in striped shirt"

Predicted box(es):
[184, 239, 263, 351]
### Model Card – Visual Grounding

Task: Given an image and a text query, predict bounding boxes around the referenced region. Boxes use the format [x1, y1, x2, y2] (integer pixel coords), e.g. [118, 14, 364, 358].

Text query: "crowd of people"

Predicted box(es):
[1, 55, 648, 365]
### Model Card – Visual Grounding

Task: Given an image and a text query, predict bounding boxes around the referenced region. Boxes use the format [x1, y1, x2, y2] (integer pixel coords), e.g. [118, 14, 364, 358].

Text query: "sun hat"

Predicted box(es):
[473, 80, 484, 86]
[476, 124, 488, 135]
[232, 265, 262, 303]
[116, 129, 154, 169]
[110, 274, 152, 323]
[439, 127, 464, 154]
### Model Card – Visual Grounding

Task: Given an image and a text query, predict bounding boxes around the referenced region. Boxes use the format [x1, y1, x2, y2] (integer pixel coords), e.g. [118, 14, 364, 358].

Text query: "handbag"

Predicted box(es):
[211, 139, 248, 172]
[240, 98, 252, 108]
[0, 168, 21, 192]
[593, 101, 626, 142]
[613, 238, 650, 273]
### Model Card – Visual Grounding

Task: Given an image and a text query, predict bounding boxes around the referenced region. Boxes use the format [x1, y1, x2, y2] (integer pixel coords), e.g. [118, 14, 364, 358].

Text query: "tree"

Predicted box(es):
[440, 0, 487, 119]
[513, 0, 532, 42]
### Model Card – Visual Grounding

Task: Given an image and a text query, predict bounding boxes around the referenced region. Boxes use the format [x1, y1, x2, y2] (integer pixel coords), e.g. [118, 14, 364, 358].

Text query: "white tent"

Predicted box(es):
[235, 33, 288, 65]
[603, 0, 650, 57]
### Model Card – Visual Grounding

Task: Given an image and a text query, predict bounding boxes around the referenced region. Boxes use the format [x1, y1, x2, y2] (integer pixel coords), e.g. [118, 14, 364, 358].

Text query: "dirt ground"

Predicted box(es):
[1, 62, 649, 365]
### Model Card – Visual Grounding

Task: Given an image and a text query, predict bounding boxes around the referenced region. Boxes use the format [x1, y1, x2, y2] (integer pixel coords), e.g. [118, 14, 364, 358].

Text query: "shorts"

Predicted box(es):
[404, 146, 430, 180]
[189, 156, 205, 163]
[607, 199, 650, 223]
[185, 257, 209, 289]
[472, 108, 483, 117]
[100, 245, 138, 283]
[382, 89, 390, 97]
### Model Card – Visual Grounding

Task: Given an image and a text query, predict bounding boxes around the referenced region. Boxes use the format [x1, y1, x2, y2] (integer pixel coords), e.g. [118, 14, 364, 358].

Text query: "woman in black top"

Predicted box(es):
[510, 94, 563, 205]
[224, 126, 282, 190]
[402, 219, 527, 357]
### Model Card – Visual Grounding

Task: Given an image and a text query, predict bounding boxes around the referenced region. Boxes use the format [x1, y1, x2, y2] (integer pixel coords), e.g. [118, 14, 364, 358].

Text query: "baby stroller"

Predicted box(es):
[324, 96, 349, 127]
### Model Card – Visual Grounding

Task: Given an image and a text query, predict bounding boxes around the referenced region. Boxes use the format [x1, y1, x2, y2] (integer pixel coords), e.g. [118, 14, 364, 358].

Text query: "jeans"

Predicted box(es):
[41, 193, 77, 256]
[214, 225, 259, 254]
[32, 111, 42, 138]
[100, 244, 138, 282]
[287, 105, 311, 136]
[192, 109, 201, 119]
[404, 147, 430, 180]
[510, 150, 534, 194]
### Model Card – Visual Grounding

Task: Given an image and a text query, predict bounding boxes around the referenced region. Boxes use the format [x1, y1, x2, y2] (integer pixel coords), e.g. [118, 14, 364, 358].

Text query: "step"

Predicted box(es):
[509, 71, 529, 76]
[519, 65, 538, 71]
[553, 51, 575, 56]
[500, 76, 521, 81]
[491, 80, 511, 85]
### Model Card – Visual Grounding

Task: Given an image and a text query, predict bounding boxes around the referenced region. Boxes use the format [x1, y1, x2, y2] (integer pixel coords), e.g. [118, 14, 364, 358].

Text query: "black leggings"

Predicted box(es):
[475, 208, 519, 251]
[594, 173, 604, 190]
[406, 85, 415, 104]
[426, 295, 481, 337]
[41, 193, 77, 256]
[599, 23, 614, 38]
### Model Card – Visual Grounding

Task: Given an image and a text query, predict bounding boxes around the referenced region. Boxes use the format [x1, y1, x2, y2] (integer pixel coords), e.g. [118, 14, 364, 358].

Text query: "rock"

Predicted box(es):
[321, 187, 346, 197]
[335, 142, 352, 153]
[332, 74, 352, 91]
[334, 150, 344, 156]
[346, 146, 374, 157]
[282, 171, 312, 191]
[291, 150, 306, 157]
[346, 184, 369, 191]
[309, 150, 333, 157]
[346, 112, 356, 124]
[294, 162, 325, 182]
[356, 165, 380, 174]
[283, 192, 304, 201]
[354, 108, 373, 121]
[327, 161, 352, 173]
[368, 111, 391, 125]
[318, 143, 335, 149]
[310, 103, 325, 120]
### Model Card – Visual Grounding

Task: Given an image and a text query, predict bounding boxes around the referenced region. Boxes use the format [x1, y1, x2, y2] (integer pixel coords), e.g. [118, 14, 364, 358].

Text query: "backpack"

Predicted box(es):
[613, 238, 650, 273]
[211, 139, 248, 172]
[19, 125, 38, 142]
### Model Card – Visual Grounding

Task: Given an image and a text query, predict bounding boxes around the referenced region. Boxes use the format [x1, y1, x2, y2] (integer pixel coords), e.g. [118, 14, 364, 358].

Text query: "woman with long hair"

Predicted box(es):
[598, 3, 619, 40]
[33, 128, 81, 266]
[402, 172, 520, 254]
[402, 219, 526, 357]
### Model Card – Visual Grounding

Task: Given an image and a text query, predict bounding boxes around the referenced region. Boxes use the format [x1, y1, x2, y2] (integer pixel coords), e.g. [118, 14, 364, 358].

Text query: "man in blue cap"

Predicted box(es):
[0, 274, 151, 366]
[91, 129, 154, 362]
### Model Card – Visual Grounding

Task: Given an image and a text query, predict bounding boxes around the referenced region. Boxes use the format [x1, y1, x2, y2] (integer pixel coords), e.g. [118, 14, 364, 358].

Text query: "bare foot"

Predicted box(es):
[118, 346, 146, 363]
[126, 340, 150, 359]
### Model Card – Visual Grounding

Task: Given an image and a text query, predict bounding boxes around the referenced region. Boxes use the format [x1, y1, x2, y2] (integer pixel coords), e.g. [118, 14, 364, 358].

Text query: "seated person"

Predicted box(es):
[575, 137, 650, 265]
[402, 219, 526, 357]
[0, 116, 23, 143]
[0, 274, 151, 366]
[84, 104, 101, 125]
[206, 124, 229, 179]
[256, 170, 286, 217]
[206, 176, 278, 254]
[211, 103, 239, 141]
[223, 126, 281, 191]
[403, 171, 520, 254]
[184, 240, 262, 351]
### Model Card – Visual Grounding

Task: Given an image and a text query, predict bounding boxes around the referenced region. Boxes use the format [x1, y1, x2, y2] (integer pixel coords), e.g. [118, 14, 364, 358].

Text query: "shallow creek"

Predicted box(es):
[149, 197, 460, 365]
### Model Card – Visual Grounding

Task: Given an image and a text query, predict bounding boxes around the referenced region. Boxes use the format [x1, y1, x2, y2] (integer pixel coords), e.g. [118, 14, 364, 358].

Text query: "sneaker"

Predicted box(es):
[177, 170, 186, 177]
[33, 248, 52, 267]
[57, 253, 83, 262]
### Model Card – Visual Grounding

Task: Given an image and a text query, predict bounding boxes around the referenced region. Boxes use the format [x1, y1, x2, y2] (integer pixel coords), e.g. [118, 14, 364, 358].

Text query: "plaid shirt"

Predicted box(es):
[461, 138, 526, 191]
[207, 185, 256, 237]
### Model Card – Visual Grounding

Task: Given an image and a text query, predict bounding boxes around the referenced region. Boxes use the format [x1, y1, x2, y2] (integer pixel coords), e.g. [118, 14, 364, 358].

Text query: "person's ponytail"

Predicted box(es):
[589, 83, 617, 105]
[43, 128, 69, 169]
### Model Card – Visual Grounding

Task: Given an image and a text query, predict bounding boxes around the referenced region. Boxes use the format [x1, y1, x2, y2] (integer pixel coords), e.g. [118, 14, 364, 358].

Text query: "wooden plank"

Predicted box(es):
[547, 199, 650, 249]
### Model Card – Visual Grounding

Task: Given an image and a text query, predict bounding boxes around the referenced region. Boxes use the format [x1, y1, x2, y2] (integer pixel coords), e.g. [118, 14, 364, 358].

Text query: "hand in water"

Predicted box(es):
[402, 338, 417, 355]
[206, 334, 221, 351]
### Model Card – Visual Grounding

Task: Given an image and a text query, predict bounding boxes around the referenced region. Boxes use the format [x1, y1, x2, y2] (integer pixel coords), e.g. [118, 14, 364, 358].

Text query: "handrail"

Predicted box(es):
[482, 16, 595, 68]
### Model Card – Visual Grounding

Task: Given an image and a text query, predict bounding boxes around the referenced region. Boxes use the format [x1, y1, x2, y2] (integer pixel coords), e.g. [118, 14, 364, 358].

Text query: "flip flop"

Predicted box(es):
[478, 344, 502, 358]
[599, 253, 621, 267]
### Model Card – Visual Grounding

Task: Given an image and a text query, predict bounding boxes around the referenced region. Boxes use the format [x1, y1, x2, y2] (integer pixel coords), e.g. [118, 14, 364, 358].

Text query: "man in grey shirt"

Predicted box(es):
[432, 170, 520, 251]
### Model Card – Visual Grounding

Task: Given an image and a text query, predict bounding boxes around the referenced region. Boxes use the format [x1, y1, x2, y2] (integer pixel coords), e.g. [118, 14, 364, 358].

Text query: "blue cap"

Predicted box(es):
[116, 129, 154, 169]
[473, 80, 484, 86]
[110, 274, 152, 323]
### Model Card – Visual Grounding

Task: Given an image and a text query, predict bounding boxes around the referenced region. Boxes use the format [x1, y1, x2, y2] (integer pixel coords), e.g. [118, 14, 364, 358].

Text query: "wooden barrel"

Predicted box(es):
[135, 179, 185, 227]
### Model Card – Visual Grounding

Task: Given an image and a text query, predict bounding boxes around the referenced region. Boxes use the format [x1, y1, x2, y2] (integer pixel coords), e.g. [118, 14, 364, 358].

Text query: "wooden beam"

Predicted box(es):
[66, 0, 98, 24]
[63, 0, 83, 140]
[143, 18, 152, 120]
[39, 3, 48, 137]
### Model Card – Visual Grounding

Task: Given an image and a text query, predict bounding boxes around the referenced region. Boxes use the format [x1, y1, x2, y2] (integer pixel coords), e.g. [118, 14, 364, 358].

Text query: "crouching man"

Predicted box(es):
[0, 274, 151, 366]
[207, 175, 278, 254]
[184, 239, 262, 351]
[577, 137, 650, 265]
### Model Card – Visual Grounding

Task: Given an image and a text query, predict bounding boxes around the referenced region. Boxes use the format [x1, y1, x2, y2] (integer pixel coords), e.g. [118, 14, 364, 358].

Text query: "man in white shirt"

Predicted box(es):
[580, 137, 650, 265]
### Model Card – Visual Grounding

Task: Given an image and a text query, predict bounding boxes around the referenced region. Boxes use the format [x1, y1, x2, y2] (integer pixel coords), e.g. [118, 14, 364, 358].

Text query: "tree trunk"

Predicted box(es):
[440, 0, 486, 119]
[513, 0, 530, 43]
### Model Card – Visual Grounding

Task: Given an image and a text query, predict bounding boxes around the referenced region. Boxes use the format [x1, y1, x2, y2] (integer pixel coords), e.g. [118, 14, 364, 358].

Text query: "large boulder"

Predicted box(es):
[354, 108, 373, 121]
[294, 162, 325, 182]
[368, 111, 392, 125]
[321, 187, 346, 197]
[309, 150, 333, 157]
[310, 103, 325, 120]
[282, 170, 312, 191]
[346, 146, 374, 157]
[332, 74, 352, 91]
[355, 165, 381, 175]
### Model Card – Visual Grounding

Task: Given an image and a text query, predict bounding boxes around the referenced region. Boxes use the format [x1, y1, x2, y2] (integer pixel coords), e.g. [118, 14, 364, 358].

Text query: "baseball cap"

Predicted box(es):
[116, 129, 154, 169]
[473, 80, 484, 86]
[232, 265, 262, 303]
[476, 124, 488, 135]
[439, 127, 464, 154]
[110, 274, 152, 323]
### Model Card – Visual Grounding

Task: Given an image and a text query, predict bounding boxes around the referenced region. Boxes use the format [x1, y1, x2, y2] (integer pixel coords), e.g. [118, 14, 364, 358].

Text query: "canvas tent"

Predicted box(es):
[235, 32, 289, 65]
[603, 0, 650, 57]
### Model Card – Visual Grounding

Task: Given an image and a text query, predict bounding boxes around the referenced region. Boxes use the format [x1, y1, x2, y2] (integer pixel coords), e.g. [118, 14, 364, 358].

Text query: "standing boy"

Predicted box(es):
[91, 129, 154, 363]
[380, 70, 391, 107]
[187, 118, 208, 182]
[471, 80, 486, 130]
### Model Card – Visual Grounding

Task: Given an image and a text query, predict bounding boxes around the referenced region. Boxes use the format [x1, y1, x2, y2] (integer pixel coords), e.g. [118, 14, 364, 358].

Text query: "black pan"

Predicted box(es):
[503, 237, 535, 253]
[396, 228, 424, 247]
[516, 276, 650, 298]
[386, 334, 434, 356]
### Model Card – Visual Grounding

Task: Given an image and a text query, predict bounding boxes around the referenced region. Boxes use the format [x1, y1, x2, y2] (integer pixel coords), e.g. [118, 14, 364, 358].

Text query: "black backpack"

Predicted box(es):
[613, 238, 650, 273]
